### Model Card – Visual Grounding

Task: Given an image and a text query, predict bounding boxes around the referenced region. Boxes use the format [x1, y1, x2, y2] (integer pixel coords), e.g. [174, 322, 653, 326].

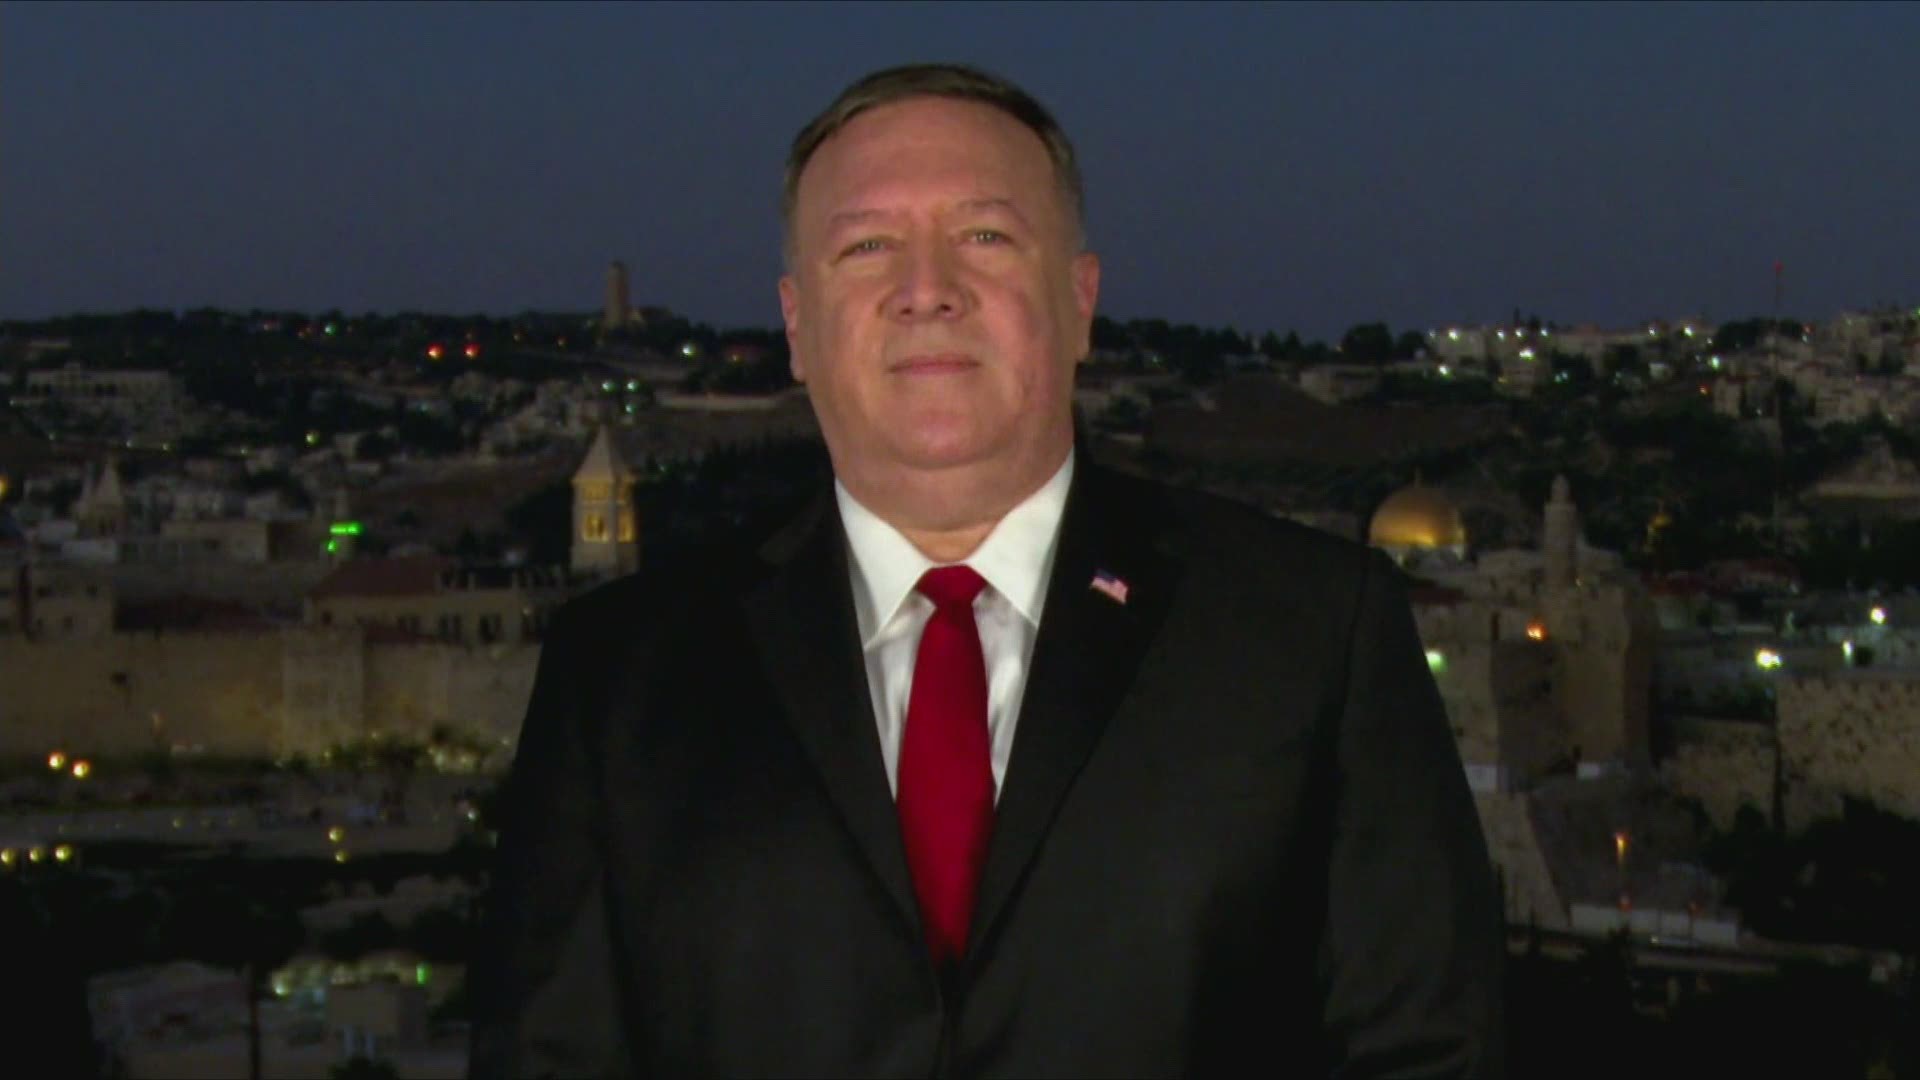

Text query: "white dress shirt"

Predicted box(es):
[836, 451, 1074, 803]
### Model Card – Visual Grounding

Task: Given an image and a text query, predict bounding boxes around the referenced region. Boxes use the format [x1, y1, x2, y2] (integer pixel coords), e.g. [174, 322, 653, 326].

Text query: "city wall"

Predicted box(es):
[1778, 672, 1920, 827]
[3, 632, 541, 760]
[363, 642, 539, 746]
[0, 632, 285, 756]
[1658, 718, 1777, 831]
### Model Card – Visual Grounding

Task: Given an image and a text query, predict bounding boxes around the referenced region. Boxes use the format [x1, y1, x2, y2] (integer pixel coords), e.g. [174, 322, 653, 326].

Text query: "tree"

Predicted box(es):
[1339, 322, 1395, 365]
[187, 890, 306, 1080]
[1601, 344, 1646, 380]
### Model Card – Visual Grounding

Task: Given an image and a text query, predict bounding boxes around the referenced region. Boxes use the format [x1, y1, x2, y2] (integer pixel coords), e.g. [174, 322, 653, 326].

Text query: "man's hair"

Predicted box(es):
[781, 63, 1085, 261]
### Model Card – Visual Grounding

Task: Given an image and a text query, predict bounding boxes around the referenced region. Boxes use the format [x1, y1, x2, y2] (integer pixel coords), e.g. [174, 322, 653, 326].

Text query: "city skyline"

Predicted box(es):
[4, 2, 1919, 341]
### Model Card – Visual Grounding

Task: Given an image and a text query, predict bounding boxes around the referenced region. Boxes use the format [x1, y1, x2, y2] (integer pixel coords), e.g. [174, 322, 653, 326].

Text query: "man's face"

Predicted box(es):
[779, 96, 1099, 489]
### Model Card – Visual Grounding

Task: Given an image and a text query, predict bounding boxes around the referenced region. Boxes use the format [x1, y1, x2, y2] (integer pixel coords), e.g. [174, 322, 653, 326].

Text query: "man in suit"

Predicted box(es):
[470, 63, 1505, 1077]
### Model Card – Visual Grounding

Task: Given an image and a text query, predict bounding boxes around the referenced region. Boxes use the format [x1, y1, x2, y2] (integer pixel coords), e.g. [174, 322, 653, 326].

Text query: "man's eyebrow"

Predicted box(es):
[953, 197, 1029, 223]
[824, 199, 1030, 231]
[825, 208, 896, 230]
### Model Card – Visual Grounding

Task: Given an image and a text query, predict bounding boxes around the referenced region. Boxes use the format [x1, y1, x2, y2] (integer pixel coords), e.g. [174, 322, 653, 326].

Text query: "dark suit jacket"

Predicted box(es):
[470, 460, 1506, 1078]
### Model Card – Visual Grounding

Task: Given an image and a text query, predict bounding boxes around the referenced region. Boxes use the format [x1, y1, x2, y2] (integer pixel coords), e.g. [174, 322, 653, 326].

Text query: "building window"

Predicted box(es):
[582, 513, 608, 542]
[478, 614, 501, 643]
[399, 615, 421, 635]
[438, 614, 463, 642]
[617, 510, 636, 543]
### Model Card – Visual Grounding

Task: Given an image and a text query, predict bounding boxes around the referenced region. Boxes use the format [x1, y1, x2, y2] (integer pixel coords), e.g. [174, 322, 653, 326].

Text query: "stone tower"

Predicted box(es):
[570, 426, 639, 577]
[603, 261, 631, 337]
[1543, 474, 1579, 591]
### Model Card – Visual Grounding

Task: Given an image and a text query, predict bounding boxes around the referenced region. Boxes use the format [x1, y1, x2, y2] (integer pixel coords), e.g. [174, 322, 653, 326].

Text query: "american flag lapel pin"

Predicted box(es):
[1089, 569, 1130, 606]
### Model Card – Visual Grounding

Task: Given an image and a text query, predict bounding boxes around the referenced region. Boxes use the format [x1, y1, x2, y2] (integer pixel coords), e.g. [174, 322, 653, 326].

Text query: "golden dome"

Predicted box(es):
[1369, 483, 1467, 550]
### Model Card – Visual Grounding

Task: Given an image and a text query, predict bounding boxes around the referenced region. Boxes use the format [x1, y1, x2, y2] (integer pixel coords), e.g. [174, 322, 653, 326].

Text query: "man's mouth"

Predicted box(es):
[890, 353, 979, 375]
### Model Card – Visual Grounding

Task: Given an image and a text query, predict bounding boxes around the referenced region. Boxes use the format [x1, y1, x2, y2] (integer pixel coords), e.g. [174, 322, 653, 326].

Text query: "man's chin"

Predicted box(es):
[887, 438, 996, 473]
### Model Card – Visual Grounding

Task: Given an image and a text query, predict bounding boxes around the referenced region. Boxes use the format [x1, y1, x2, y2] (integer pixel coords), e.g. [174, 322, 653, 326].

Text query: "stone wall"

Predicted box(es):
[0, 632, 285, 756]
[288, 638, 540, 756]
[1778, 671, 1920, 827]
[282, 629, 368, 755]
[5, 632, 541, 762]
[1659, 718, 1777, 831]
[1473, 791, 1567, 930]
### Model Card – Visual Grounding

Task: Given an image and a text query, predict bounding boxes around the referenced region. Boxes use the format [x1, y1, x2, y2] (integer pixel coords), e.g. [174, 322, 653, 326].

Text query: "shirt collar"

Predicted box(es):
[837, 450, 1075, 648]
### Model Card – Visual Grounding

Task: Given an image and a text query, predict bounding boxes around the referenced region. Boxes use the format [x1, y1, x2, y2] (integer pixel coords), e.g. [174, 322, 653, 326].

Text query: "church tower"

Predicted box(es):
[77, 456, 128, 537]
[570, 426, 639, 577]
[1543, 474, 1579, 590]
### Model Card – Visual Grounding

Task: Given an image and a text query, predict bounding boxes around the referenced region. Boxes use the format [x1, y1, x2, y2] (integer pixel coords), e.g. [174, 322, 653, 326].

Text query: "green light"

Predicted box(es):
[1425, 649, 1446, 673]
[329, 522, 362, 536]
[326, 539, 339, 554]
[415, 963, 430, 986]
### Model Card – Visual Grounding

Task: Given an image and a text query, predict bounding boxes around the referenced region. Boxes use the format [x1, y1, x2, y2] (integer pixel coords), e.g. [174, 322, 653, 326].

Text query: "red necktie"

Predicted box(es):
[897, 565, 995, 966]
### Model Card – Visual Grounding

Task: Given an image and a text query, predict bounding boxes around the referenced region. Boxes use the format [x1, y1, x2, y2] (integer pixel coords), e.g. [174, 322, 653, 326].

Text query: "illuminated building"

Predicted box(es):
[1368, 480, 1468, 566]
[569, 426, 640, 577]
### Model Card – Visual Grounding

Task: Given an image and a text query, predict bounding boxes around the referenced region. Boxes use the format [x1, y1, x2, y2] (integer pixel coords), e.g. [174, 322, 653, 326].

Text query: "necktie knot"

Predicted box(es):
[916, 565, 987, 613]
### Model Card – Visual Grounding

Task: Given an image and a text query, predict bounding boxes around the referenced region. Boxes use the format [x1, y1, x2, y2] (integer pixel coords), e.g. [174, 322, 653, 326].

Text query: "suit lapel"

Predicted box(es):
[738, 493, 924, 942]
[966, 463, 1179, 961]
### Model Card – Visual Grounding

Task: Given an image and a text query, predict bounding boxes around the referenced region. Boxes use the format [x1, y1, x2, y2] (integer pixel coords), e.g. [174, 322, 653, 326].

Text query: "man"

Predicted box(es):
[471, 63, 1505, 1077]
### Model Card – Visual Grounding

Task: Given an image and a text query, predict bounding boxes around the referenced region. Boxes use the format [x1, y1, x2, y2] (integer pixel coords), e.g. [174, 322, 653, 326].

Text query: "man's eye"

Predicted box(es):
[967, 229, 1010, 245]
[840, 238, 887, 257]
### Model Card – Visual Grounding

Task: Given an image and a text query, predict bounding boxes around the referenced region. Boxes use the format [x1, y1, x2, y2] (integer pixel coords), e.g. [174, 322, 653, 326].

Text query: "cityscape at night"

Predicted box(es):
[4, 3, 1919, 1077]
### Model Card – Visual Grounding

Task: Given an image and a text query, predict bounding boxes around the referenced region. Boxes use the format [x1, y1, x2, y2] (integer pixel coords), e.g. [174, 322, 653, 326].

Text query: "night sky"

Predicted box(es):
[4, 1, 1917, 341]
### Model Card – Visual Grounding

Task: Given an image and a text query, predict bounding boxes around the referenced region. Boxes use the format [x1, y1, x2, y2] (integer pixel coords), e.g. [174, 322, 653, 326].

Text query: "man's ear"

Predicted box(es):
[1070, 251, 1101, 362]
[778, 274, 806, 382]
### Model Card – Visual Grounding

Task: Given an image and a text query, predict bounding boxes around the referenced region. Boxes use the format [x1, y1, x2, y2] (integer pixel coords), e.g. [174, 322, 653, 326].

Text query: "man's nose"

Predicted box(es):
[887, 241, 969, 321]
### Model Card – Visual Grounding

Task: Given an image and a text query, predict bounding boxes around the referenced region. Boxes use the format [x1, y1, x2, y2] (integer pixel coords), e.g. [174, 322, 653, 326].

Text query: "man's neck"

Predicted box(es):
[835, 443, 1072, 564]
[898, 520, 998, 565]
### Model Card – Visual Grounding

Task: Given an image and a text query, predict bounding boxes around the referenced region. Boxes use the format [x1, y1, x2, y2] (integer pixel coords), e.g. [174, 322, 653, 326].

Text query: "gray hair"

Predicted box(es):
[781, 63, 1085, 263]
